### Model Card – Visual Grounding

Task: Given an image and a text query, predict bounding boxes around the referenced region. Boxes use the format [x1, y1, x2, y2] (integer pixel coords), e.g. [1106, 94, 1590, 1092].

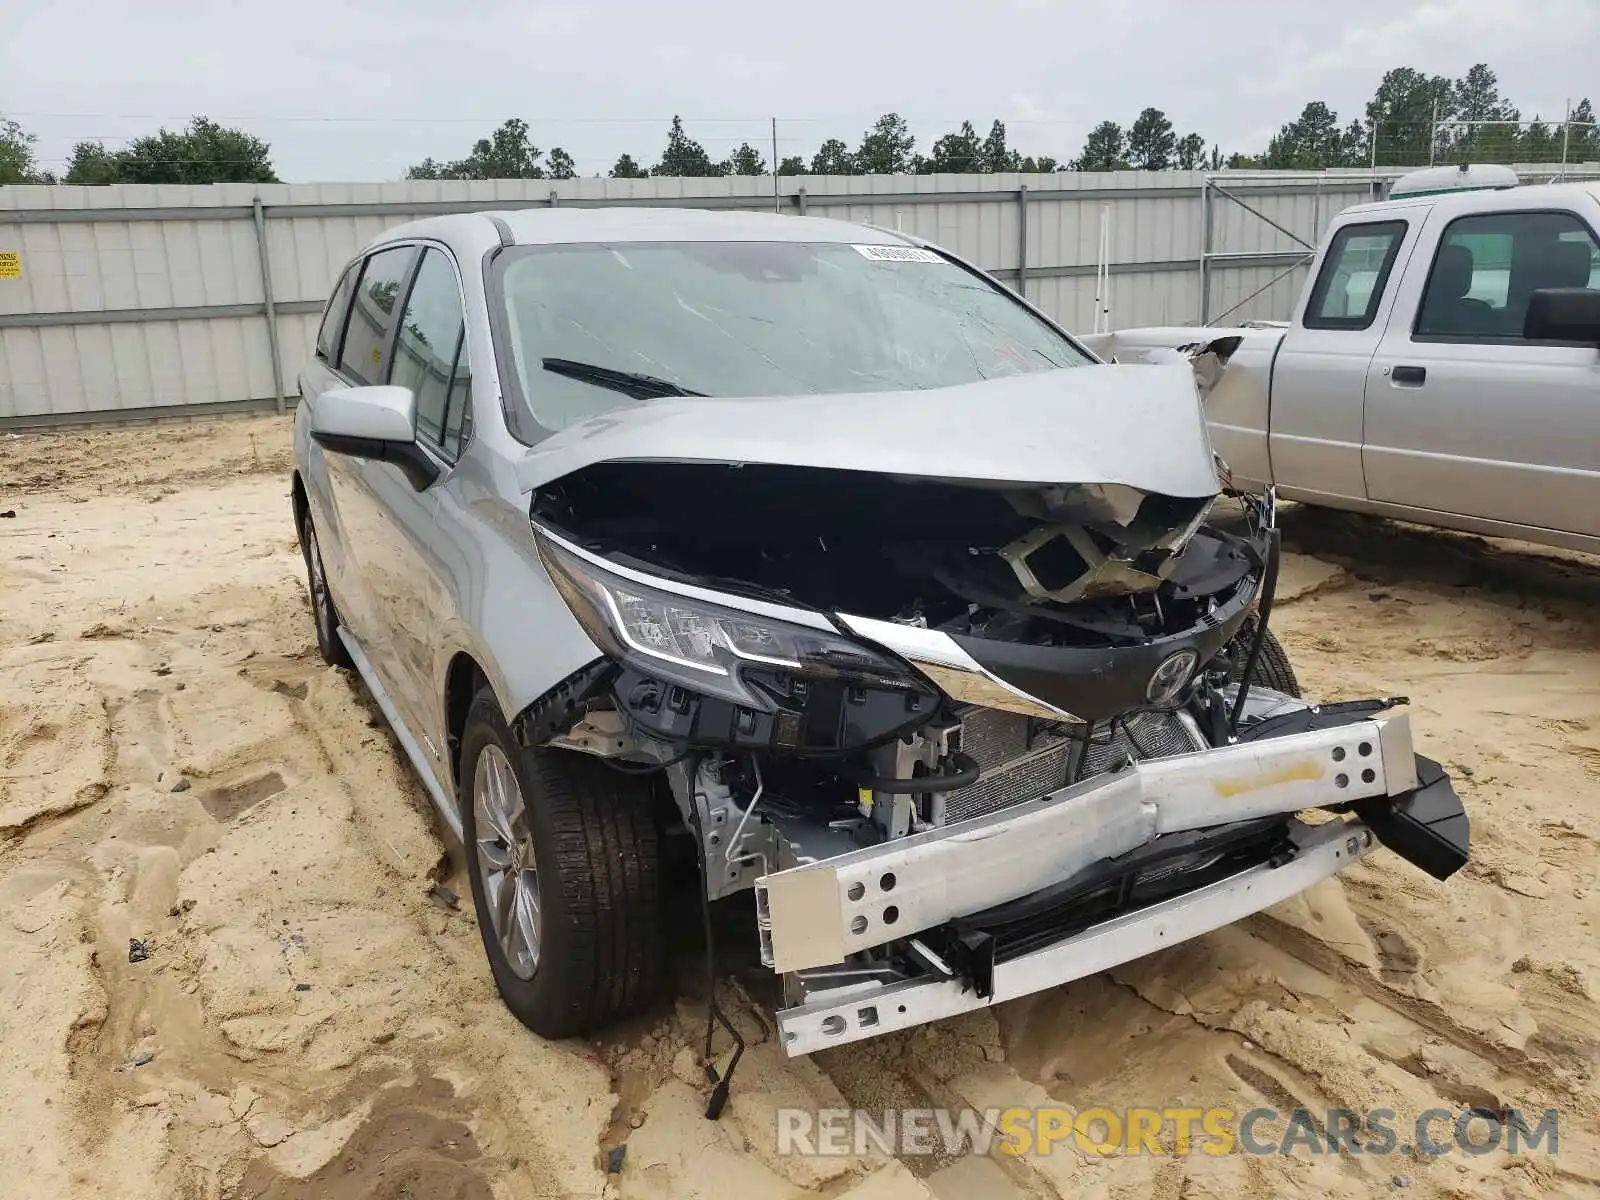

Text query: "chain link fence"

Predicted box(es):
[1364, 119, 1599, 172]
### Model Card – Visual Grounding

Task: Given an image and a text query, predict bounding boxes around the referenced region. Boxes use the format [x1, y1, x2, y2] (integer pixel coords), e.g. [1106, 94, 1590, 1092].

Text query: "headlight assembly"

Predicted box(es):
[534, 527, 921, 711]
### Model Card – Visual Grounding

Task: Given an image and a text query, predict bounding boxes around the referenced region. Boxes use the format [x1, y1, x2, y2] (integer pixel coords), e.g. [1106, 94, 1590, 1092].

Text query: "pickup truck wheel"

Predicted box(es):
[298, 514, 352, 669]
[458, 687, 665, 1039]
[1232, 622, 1301, 698]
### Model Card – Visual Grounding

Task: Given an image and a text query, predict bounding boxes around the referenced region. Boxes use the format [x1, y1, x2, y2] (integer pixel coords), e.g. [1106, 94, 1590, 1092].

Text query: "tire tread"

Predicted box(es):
[462, 688, 663, 1038]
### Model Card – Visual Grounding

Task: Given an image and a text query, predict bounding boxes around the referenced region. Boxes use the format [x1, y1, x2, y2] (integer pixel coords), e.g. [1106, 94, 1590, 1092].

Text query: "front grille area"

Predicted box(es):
[939, 707, 1207, 825]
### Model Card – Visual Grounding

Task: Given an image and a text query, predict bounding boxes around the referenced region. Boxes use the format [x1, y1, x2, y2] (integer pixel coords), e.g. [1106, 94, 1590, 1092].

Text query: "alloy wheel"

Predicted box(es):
[473, 744, 542, 980]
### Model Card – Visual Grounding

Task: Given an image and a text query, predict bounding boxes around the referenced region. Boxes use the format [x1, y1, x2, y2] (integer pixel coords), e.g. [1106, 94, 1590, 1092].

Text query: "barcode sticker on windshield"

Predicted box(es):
[851, 244, 944, 263]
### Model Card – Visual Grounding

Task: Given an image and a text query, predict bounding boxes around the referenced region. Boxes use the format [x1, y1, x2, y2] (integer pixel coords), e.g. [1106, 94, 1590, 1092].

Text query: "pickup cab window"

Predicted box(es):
[1303, 220, 1408, 330]
[1414, 210, 1600, 341]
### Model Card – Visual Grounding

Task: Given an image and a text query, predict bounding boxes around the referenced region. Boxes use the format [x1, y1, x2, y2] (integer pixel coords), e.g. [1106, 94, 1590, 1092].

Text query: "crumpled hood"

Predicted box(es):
[513, 362, 1219, 498]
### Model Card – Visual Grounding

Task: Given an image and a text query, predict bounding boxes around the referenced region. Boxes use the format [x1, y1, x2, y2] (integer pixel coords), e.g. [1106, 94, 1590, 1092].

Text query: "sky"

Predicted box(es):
[3, 0, 1596, 181]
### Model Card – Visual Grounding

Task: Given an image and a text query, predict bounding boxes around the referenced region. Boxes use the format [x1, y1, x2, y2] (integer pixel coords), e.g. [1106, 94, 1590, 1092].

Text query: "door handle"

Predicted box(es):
[1390, 364, 1426, 386]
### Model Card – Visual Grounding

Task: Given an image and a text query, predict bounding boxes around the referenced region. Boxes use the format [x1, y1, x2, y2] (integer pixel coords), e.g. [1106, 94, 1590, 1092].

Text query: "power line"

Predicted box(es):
[5, 110, 1236, 129]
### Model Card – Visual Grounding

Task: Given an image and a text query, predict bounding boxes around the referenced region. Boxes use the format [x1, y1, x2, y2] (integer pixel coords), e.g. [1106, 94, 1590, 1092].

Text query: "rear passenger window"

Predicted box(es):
[338, 246, 415, 385]
[1414, 211, 1600, 341]
[1303, 220, 1408, 330]
[391, 248, 466, 455]
[315, 264, 359, 362]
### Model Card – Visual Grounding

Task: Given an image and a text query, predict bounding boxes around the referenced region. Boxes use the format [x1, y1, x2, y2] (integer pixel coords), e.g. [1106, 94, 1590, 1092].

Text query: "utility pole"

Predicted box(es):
[772, 117, 781, 212]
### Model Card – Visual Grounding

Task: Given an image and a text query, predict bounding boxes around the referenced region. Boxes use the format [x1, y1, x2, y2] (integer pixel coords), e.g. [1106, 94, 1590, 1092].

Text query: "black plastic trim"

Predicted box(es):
[954, 571, 1257, 725]
[308, 430, 441, 491]
[508, 658, 618, 748]
[1355, 755, 1470, 881]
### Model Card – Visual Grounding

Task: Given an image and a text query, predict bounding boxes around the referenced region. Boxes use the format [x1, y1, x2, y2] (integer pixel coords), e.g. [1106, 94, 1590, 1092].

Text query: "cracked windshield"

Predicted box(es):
[497, 240, 1092, 429]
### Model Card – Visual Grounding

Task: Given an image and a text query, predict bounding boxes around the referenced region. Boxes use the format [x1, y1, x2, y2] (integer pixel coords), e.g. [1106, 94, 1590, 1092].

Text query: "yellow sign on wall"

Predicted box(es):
[0, 251, 20, 280]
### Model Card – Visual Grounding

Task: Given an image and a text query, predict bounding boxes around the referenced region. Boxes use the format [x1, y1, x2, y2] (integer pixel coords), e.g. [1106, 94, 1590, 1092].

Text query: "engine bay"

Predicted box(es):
[531, 460, 1252, 649]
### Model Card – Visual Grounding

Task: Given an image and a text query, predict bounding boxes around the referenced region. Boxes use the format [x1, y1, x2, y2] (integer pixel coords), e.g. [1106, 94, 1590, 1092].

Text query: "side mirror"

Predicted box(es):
[1523, 287, 1600, 344]
[308, 385, 439, 490]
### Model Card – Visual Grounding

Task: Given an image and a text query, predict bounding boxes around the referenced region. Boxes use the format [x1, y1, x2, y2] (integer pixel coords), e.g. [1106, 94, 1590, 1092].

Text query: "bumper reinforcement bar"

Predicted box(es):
[757, 714, 1419, 973]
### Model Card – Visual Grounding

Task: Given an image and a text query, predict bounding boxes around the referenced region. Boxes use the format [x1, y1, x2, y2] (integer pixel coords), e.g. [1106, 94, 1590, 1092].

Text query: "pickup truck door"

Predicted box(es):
[1363, 203, 1600, 539]
[1267, 217, 1420, 503]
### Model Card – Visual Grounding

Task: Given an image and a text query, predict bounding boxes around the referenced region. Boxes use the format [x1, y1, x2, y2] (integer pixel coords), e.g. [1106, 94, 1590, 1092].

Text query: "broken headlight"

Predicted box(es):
[535, 528, 921, 711]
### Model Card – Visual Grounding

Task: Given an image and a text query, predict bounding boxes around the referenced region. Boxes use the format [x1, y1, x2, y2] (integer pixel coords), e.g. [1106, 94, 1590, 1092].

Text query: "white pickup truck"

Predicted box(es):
[1090, 169, 1600, 554]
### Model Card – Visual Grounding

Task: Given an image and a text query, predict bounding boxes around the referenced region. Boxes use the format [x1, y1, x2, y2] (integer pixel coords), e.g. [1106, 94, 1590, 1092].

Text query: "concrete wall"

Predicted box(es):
[2, 167, 1594, 426]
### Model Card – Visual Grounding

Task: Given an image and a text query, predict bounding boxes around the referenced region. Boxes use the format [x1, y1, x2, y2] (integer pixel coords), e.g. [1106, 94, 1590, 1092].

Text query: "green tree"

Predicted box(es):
[546, 147, 576, 180]
[407, 118, 544, 180]
[609, 153, 648, 179]
[68, 117, 278, 185]
[653, 115, 721, 177]
[810, 138, 854, 174]
[854, 113, 916, 174]
[1174, 133, 1207, 170]
[1565, 98, 1597, 162]
[1519, 118, 1558, 164]
[776, 155, 806, 175]
[64, 142, 121, 185]
[1445, 64, 1519, 162]
[1263, 101, 1346, 168]
[1339, 119, 1371, 167]
[1071, 121, 1127, 170]
[1366, 67, 1455, 166]
[722, 142, 766, 176]
[923, 120, 983, 171]
[1, 117, 49, 184]
[1020, 155, 1059, 172]
[1127, 108, 1176, 169]
[980, 120, 1023, 171]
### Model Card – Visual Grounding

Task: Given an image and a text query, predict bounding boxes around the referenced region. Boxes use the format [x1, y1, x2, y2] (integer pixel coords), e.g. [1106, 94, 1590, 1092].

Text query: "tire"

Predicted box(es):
[298, 511, 353, 669]
[1230, 622, 1302, 698]
[458, 686, 665, 1039]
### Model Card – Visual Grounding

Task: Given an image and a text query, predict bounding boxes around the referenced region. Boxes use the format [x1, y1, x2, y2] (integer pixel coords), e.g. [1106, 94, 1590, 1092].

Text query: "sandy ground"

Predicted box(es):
[2, 416, 1599, 1199]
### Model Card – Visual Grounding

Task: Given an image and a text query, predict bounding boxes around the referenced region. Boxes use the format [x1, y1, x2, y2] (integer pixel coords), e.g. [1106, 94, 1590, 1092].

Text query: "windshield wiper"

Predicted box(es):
[541, 357, 705, 400]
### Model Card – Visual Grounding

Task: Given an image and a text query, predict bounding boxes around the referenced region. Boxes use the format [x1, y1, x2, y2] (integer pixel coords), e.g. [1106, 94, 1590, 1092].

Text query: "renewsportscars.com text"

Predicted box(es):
[776, 1106, 1560, 1158]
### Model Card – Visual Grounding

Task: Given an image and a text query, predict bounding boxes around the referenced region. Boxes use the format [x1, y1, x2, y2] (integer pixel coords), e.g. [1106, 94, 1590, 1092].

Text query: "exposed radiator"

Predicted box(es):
[937, 707, 1207, 826]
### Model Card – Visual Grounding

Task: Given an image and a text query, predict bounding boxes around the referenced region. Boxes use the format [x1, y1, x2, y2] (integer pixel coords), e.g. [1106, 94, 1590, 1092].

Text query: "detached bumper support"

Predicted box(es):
[758, 714, 1425, 974]
[1357, 755, 1469, 881]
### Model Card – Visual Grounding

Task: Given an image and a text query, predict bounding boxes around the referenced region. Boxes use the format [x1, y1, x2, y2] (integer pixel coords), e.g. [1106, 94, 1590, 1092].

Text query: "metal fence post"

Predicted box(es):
[1560, 99, 1572, 181]
[252, 197, 286, 416]
[796, 186, 807, 217]
[1016, 185, 1029, 297]
[1198, 178, 1213, 325]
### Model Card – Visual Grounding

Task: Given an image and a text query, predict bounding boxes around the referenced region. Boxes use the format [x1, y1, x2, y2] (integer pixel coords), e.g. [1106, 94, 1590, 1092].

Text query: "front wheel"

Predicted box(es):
[458, 687, 665, 1038]
[1230, 621, 1301, 698]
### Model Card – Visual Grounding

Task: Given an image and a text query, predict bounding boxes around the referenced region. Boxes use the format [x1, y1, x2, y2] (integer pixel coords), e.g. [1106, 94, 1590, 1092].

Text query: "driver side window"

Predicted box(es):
[1414, 211, 1600, 342]
[390, 247, 471, 461]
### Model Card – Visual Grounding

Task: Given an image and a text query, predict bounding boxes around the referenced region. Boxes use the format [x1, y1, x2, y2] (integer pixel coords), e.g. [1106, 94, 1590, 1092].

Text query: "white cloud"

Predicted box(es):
[4, 0, 1595, 180]
[1248, 0, 1592, 96]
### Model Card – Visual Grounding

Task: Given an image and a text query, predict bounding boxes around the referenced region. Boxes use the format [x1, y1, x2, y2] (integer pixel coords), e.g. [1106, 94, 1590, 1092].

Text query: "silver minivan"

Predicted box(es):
[291, 208, 1466, 1107]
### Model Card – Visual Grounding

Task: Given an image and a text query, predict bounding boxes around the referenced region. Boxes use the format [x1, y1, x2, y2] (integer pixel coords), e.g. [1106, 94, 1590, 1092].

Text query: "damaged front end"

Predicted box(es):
[511, 370, 1468, 1078]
